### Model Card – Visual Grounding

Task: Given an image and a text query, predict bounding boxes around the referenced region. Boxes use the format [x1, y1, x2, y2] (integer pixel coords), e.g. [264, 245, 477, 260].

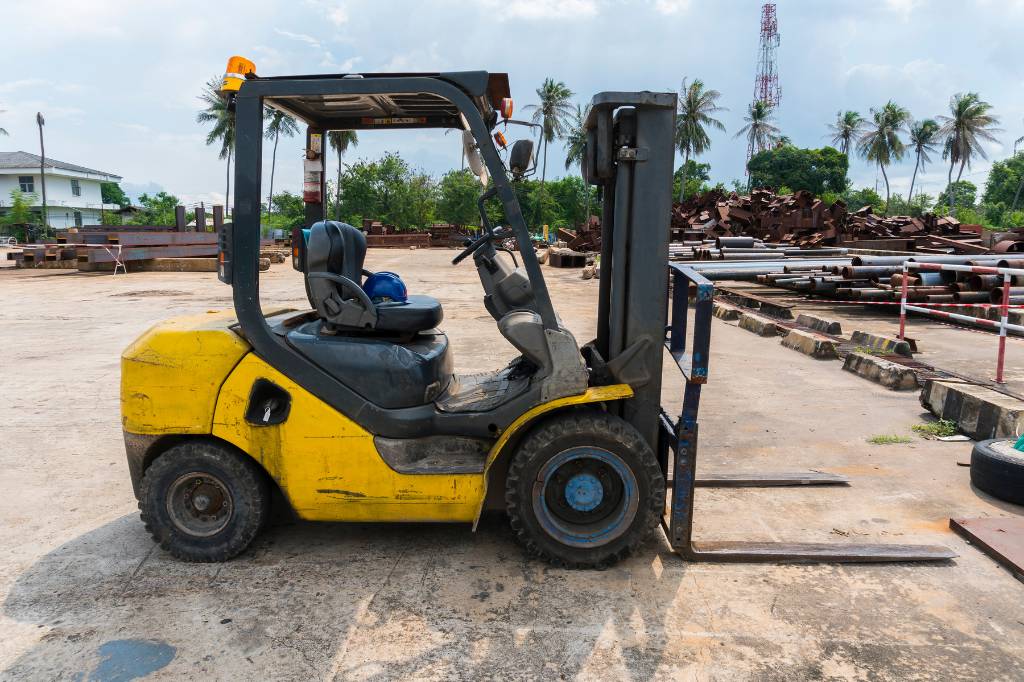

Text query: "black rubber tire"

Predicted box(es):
[505, 411, 664, 569]
[140, 440, 270, 562]
[971, 439, 1024, 506]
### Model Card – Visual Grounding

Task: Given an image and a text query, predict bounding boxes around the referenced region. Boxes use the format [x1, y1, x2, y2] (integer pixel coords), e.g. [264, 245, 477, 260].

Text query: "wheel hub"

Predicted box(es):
[167, 473, 233, 538]
[564, 473, 604, 512]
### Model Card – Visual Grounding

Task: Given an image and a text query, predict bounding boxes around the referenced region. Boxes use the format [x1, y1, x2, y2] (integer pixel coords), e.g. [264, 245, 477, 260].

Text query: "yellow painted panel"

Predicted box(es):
[211, 355, 484, 523]
[473, 384, 634, 525]
[121, 311, 250, 435]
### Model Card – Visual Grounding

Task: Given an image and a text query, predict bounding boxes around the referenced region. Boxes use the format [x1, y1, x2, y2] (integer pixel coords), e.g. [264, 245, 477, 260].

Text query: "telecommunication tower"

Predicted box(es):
[747, 3, 781, 164]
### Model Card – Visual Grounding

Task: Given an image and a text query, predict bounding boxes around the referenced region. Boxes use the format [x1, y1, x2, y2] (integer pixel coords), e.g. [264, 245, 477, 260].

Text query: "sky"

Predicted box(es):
[1, 0, 1022, 209]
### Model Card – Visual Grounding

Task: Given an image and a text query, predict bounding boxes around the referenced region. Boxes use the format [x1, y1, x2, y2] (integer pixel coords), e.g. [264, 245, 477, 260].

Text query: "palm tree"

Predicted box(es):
[264, 107, 299, 215]
[1011, 119, 1024, 212]
[197, 77, 235, 214]
[675, 78, 726, 201]
[827, 111, 866, 157]
[564, 103, 592, 222]
[938, 92, 1001, 217]
[857, 101, 910, 215]
[735, 100, 781, 164]
[328, 130, 358, 220]
[523, 78, 574, 226]
[906, 119, 940, 205]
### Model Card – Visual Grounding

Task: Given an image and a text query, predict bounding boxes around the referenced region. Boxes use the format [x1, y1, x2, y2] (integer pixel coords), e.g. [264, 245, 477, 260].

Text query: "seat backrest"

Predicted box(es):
[305, 221, 376, 329]
[306, 220, 366, 284]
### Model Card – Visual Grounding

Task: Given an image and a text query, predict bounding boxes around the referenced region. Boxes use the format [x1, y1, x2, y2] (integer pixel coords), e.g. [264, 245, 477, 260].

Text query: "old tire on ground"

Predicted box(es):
[505, 411, 664, 569]
[140, 440, 270, 562]
[970, 439, 1024, 506]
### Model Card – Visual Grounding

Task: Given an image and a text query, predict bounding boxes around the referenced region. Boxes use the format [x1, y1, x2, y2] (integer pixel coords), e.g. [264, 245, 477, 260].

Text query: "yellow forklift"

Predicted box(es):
[120, 57, 954, 568]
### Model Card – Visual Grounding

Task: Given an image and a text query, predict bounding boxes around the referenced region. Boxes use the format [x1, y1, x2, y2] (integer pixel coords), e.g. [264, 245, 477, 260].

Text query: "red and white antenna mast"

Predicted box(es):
[747, 3, 781, 164]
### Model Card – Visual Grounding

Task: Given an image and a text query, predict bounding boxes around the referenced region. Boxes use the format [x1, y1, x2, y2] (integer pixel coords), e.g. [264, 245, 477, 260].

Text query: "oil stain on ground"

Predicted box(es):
[84, 639, 176, 682]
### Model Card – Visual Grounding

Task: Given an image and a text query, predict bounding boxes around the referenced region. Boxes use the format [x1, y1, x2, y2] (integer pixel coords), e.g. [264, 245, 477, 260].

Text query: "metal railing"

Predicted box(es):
[898, 261, 1024, 383]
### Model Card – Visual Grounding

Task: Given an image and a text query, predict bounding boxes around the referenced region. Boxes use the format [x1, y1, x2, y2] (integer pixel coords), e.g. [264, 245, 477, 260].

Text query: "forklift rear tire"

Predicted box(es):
[505, 411, 664, 569]
[140, 440, 270, 562]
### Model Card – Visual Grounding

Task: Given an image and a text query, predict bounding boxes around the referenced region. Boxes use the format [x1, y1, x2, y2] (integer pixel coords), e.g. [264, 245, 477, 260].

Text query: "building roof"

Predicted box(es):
[0, 151, 121, 180]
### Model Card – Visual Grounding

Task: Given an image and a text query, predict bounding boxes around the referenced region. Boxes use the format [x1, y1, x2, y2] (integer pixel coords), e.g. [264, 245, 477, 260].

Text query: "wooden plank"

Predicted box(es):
[950, 517, 1024, 582]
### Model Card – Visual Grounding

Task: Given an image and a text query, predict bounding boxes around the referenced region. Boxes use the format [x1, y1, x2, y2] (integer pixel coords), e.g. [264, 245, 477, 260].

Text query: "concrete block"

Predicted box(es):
[920, 379, 1024, 440]
[850, 330, 913, 357]
[713, 302, 742, 321]
[795, 313, 842, 335]
[780, 328, 838, 359]
[843, 351, 919, 390]
[738, 311, 782, 337]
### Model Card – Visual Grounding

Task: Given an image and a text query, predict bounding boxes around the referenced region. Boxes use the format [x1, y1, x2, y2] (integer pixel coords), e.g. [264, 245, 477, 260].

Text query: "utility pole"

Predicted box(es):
[36, 112, 48, 238]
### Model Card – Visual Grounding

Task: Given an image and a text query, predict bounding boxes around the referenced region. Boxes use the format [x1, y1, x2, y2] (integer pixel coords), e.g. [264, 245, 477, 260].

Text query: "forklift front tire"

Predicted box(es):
[139, 440, 270, 562]
[505, 411, 664, 569]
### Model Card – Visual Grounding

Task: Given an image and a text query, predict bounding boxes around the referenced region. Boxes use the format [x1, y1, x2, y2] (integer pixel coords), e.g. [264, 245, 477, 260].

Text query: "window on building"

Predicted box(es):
[73, 210, 83, 227]
[71, 178, 81, 197]
[18, 176, 34, 193]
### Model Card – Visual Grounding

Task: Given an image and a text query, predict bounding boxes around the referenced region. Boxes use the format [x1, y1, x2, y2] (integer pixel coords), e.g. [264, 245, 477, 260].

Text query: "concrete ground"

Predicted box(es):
[720, 282, 1024, 395]
[1, 249, 1022, 681]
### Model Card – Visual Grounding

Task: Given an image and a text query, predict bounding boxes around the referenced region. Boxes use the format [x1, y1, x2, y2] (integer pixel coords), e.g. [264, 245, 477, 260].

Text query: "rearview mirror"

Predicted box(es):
[462, 130, 489, 185]
[509, 139, 535, 180]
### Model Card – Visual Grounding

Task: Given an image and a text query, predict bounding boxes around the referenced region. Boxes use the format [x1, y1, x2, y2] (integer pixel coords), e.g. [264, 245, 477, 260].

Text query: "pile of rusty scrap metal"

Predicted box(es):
[556, 216, 602, 253]
[758, 254, 1024, 303]
[670, 189, 983, 252]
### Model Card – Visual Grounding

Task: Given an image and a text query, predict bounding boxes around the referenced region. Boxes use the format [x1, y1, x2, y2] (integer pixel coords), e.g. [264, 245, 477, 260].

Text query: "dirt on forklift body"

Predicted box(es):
[120, 57, 954, 568]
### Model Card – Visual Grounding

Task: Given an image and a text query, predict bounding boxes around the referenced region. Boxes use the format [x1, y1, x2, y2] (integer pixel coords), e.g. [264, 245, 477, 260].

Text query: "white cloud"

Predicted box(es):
[275, 29, 323, 50]
[321, 53, 361, 72]
[479, 0, 598, 20]
[0, 79, 46, 94]
[884, 0, 923, 21]
[653, 0, 690, 15]
[305, 0, 349, 26]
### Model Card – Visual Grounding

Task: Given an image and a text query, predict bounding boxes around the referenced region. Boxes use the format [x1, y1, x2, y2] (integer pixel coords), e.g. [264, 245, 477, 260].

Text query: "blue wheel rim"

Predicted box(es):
[532, 447, 639, 548]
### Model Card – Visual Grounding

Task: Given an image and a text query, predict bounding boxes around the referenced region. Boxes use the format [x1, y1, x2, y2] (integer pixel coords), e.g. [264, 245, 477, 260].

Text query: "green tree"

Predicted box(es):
[675, 78, 726, 201]
[546, 175, 593, 228]
[672, 160, 711, 200]
[437, 169, 481, 226]
[843, 187, 885, 213]
[827, 110, 866, 157]
[130, 192, 188, 226]
[906, 119, 940, 203]
[197, 77, 235, 214]
[328, 130, 358, 220]
[983, 154, 1024, 213]
[563, 103, 594, 220]
[1, 189, 37, 240]
[264, 108, 300, 214]
[735, 100, 781, 165]
[858, 101, 910, 215]
[261, 190, 305, 232]
[523, 78, 574, 227]
[747, 146, 848, 195]
[100, 182, 129, 207]
[936, 180, 977, 211]
[337, 152, 437, 229]
[938, 92, 1001, 217]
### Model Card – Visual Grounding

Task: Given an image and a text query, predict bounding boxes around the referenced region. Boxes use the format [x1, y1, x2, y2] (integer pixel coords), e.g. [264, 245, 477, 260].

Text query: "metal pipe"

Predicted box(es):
[990, 287, 1024, 303]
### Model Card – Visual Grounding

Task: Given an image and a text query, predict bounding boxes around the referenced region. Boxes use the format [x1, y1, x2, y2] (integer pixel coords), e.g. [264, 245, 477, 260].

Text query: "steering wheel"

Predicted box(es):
[452, 227, 506, 265]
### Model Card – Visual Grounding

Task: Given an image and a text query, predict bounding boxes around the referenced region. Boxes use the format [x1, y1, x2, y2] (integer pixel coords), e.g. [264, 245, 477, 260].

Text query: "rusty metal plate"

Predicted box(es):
[950, 517, 1024, 582]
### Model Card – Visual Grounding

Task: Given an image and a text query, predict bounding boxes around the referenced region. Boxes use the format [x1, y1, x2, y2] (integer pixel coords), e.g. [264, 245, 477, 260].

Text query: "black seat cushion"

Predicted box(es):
[286, 321, 452, 409]
[375, 294, 443, 333]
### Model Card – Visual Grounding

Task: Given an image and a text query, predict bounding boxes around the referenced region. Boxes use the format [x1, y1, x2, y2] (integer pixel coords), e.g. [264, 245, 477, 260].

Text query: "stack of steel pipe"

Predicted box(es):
[753, 254, 1024, 304]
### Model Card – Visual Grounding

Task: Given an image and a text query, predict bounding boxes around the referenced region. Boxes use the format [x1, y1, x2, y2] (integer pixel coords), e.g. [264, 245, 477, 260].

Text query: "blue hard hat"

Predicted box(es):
[363, 271, 408, 304]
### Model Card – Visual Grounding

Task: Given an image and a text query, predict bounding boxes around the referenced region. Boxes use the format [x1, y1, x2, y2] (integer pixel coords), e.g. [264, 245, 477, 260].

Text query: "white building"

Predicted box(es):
[0, 151, 122, 228]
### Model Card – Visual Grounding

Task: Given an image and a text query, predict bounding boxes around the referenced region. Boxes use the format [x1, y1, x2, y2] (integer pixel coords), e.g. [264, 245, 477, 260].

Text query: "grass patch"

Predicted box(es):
[912, 419, 958, 438]
[867, 434, 913, 445]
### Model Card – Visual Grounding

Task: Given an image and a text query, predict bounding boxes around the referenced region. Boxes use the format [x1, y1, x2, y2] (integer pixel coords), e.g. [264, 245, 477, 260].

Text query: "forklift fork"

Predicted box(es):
[659, 265, 955, 563]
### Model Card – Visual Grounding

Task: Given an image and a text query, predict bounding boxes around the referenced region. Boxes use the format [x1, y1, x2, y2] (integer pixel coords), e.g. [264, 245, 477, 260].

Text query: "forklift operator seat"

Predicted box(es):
[305, 221, 443, 334]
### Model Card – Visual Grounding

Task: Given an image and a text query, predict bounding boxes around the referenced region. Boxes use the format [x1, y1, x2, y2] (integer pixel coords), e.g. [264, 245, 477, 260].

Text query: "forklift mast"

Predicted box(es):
[584, 92, 677, 451]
